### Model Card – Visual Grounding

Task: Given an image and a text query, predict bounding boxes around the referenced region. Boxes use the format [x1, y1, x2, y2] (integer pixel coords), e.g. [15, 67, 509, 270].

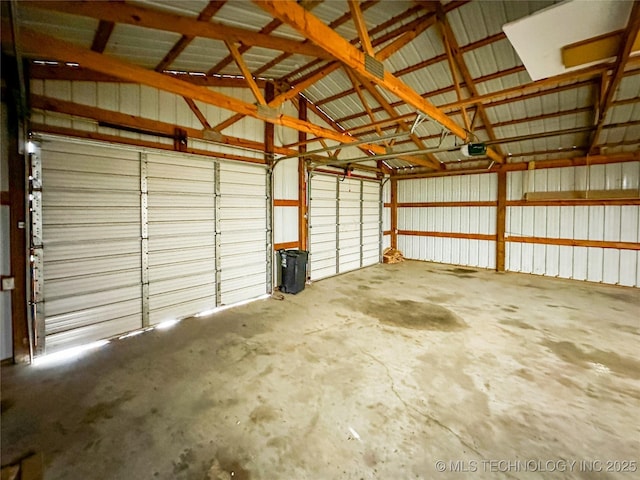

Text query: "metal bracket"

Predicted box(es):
[364, 54, 384, 80]
[257, 104, 279, 120]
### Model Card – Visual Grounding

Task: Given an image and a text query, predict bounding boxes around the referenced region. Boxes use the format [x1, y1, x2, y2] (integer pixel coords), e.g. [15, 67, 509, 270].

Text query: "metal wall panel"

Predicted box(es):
[397, 174, 497, 268]
[218, 162, 268, 304]
[41, 140, 142, 353]
[506, 163, 639, 286]
[147, 152, 216, 325]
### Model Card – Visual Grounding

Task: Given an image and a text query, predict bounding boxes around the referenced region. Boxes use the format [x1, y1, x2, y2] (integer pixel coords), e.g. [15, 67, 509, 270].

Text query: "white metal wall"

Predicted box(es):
[506, 162, 640, 286]
[146, 153, 216, 325]
[41, 140, 143, 353]
[382, 179, 391, 250]
[309, 173, 381, 280]
[218, 162, 268, 304]
[397, 174, 497, 268]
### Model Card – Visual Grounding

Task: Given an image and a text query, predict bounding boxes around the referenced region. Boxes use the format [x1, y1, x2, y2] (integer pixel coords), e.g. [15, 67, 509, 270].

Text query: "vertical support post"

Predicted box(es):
[335, 176, 340, 274]
[298, 95, 308, 252]
[359, 179, 364, 268]
[29, 141, 45, 355]
[214, 162, 222, 306]
[266, 168, 273, 294]
[264, 82, 275, 165]
[378, 179, 384, 263]
[140, 152, 149, 327]
[7, 106, 29, 363]
[496, 168, 507, 272]
[265, 82, 275, 292]
[390, 177, 398, 249]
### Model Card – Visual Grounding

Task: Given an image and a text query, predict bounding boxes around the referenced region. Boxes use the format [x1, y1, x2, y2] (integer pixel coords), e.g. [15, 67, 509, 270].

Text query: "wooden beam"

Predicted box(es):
[207, 17, 281, 75]
[444, 58, 640, 112]
[562, 29, 640, 68]
[397, 201, 496, 208]
[506, 236, 640, 251]
[390, 178, 398, 248]
[274, 199, 299, 207]
[398, 230, 495, 241]
[298, 96, 308, 251]
[274, 241, 300, 250]
[496, 169, 506, 272]
[156, 1, 226, 71]
[255, 0, 503, 164]
[29, 63, 269, 87]
[30, 94, 295, 156]
[356, 73, 442, 169]
[265, 82, 275, 164]
[9, 27, 388, 153]
[225, 40, 266, 105]
[90, 20, 114, 53]
[26, 1, 333, 59]
[32, 123, 266, 164]
[183, 97, 211, 129]
[348, 0, 375, 56]
[435, 3, 504, 160]
[588, 1, 640, 153]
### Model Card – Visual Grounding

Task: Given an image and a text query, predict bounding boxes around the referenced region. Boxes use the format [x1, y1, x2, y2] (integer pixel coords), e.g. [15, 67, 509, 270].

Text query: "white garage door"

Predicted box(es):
[146, 153, 216, 325]
[37, 137, 270, 354]
[41, 140, 143, 353]
[218, 162, 269, 305]
[309, 173, 381, 281]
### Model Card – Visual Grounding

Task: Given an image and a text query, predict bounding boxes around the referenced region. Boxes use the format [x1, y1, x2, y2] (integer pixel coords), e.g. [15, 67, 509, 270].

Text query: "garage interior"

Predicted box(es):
[1, 0, 639, 478]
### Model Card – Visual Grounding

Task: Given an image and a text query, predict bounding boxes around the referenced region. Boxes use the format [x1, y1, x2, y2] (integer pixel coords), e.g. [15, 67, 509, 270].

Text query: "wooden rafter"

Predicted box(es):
[90, 20, 114, 53]
[588, 1, 640, 154]
[255, 1, 378, 78]
[183, 97, 211, 129]
[208, 18, 281, 75]
[25, 1, 333, 59]
[6, 25, 387, 154]
[211, 61, 341, 131]
[355, 72, 442, 169]
[344, 67, 383, 137]
[30, 95, 295, 156]
[315, 1, 469, 107]
[435, 2, 504, 159]
[441, 25, 471, 132]
[252, 1, 505, 162]
[348, 0, 375, 56]
[224, 40, 266, 105]
[156, 1, 226, 72]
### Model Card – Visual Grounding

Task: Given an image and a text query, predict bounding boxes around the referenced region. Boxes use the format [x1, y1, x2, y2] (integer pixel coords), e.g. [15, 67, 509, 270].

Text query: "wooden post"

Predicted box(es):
[390, 177, 398, 249]
[496, 168, 507, 272]
[7, 101, 30, 363]
[264, 82, 275, 164]
[298, 95, 308, 251]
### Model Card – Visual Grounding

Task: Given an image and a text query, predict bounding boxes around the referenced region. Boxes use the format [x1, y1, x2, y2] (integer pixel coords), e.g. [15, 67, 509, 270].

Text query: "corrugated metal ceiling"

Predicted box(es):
[9, 0, 640, 173]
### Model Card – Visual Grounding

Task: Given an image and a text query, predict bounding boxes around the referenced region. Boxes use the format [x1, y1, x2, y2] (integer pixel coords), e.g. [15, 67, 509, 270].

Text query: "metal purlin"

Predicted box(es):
[140, 152, 149, 327]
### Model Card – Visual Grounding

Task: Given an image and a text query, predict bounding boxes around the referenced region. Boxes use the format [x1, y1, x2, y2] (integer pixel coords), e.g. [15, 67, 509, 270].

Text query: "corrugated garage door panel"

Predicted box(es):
[310, 174, 381, 281]
[362, 181, 380, 267]
[339, 178, 361, 273]
[218, 162, 268, 305]
[147, 153, 217, 324]
[310, 175, 338, 280]
[42, 140, 142, 353]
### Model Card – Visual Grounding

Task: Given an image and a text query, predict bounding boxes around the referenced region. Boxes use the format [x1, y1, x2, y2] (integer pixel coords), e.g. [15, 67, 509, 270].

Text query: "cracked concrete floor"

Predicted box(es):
[1, 260, 639, 479]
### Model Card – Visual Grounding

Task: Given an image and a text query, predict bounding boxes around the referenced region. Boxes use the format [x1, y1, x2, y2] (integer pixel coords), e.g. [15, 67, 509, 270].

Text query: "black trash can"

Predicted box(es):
[279, 249, 308, 294]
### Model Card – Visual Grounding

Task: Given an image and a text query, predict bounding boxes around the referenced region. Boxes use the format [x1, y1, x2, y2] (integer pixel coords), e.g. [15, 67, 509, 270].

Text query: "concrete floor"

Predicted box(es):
[1, 261, 639, 480]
